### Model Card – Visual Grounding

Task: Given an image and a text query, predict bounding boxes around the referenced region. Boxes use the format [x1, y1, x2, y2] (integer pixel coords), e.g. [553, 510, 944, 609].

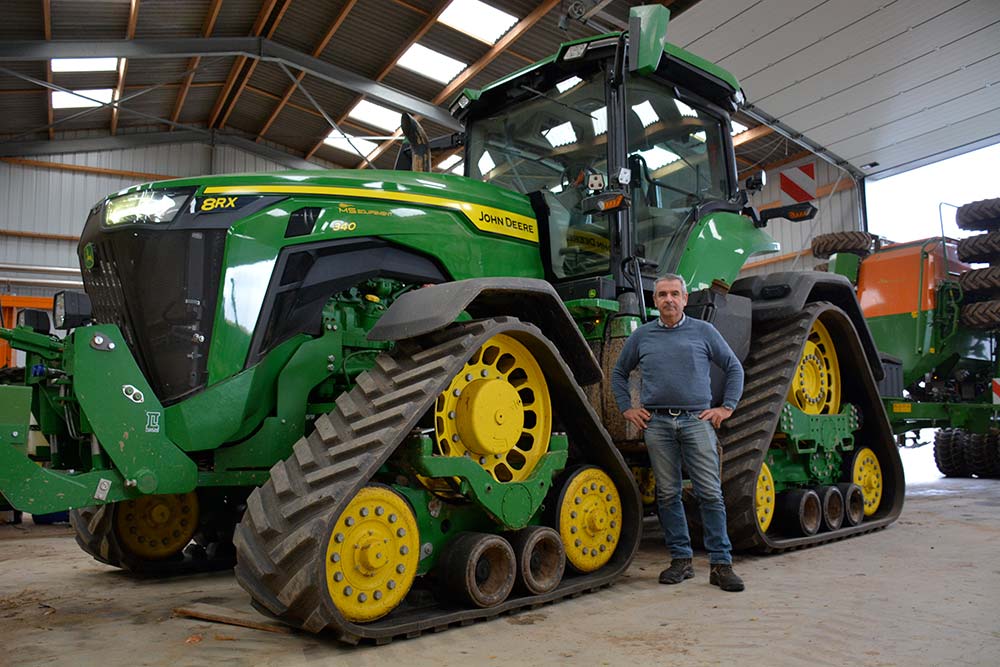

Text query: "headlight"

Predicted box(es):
[104, 188, 191, 227]
[52, 290, 92, 330]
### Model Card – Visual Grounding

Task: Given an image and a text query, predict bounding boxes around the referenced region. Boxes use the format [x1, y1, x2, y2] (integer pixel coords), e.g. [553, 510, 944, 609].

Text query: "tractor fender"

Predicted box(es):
[731, 271, 884, 381]
[368, 278, 602, 385]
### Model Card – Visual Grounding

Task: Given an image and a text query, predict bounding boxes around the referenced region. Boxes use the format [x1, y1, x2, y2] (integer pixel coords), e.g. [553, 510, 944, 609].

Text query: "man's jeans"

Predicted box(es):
[645, 411, 733, 565]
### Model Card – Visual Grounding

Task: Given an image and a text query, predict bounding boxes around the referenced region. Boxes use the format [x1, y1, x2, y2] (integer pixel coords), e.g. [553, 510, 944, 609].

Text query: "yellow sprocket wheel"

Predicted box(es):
[851, 447, 883, 516]
[556, 467, 621, 572]
[433, 333, 552, 484]
[114, 492, 199, 560]
[787, 318, 841, 415]
[631, 466, 656, 506]
[755, 462, 776, 532]
[325, 486, 420, 623]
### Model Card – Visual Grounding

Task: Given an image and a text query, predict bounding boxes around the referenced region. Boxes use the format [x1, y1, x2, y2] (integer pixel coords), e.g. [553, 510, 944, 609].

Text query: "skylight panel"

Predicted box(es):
[555, 76, 582, 94]
[631, 101, 658, 127]
[675, 100, 698, 118]
[437, 154, 463, 170]
[477, 151, 496, 176]
[693, 131, 707, 142]
[591, 107, 607, 135]
[731, 120, 748, 135]
[51, 88, 114, 109]
[439, 0, 518, 45]
[542, 121, 577, 147]
[398, 44, 467, 84]
[323, 129, 378, 157]
[638, 147, 680, 171]
[51, 58, 119, 72]
[348, 100, 402, 132]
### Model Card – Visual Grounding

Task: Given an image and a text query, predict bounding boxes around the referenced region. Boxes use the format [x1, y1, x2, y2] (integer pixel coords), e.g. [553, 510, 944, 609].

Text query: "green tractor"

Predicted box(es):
[0, 5, 902, 642]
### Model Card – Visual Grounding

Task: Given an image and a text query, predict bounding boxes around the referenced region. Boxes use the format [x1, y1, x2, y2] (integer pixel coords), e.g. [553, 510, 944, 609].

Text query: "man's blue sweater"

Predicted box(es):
[611, 315, 744, 412]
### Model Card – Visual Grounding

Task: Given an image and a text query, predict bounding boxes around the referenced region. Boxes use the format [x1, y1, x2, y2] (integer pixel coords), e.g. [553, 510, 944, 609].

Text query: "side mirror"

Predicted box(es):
[757, 202, 818, 227]
[744, 170, 766, 192]
[400, 112, 431, 172]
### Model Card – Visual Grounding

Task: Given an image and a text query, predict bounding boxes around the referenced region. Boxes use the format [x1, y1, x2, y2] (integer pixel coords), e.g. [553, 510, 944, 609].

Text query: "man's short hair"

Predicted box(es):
[654, 273, 688, 295]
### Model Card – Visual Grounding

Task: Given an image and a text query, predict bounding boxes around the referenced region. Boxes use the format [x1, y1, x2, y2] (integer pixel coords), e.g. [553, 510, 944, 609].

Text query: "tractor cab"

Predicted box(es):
[454, 10, 754, 303]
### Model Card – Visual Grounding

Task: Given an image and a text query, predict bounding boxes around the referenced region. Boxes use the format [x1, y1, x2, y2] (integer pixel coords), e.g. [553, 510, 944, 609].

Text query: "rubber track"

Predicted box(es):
[956, 197, 1000, 231]
[715, 302, 904, 553]
[233, 317, 641, 644]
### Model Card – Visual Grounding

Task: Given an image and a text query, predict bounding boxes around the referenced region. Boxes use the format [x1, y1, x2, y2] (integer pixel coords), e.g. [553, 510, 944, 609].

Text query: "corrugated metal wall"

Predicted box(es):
[1, 142, 294, 297]
[739, 155, 862, 278]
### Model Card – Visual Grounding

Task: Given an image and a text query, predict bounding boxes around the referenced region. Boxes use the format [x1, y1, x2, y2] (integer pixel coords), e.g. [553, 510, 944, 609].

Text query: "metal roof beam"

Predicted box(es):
[0, 130, 322, 170]
[0, 38, 461, 131]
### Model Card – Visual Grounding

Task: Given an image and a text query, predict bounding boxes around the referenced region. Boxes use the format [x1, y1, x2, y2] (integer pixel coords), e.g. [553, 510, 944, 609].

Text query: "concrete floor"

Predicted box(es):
[2, 463, 999, 666]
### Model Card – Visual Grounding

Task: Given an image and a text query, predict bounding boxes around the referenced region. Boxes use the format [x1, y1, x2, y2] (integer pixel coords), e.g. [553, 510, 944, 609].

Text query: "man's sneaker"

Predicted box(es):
[709, 563, 745, 592]
[658, 558, 694, 584]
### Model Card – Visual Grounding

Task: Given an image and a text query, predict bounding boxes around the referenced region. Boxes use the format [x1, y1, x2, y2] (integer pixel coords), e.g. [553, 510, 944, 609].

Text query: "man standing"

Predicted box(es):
[611, 273, 745, 592]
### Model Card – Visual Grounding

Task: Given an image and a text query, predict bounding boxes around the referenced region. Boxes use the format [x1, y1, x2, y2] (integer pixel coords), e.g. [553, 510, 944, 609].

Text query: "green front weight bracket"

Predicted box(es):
[405, 433, 569, 530]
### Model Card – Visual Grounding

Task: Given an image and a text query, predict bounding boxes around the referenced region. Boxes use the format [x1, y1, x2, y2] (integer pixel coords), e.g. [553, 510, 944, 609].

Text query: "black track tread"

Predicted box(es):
[956, 197, 1000, 231]
[69, 493, 238, 575]
[958, 267, 1000, 295]
[934, 429, 970, 477]
[957, 231, 1000, 263]
[960, 300, 1000, 329]
[810, 232, 873, 260]
[715, 302, 904, 553]
[233, 317, 641, 644]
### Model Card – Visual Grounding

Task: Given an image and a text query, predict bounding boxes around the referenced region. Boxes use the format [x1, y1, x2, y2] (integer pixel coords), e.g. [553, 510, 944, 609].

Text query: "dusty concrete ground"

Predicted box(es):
[2, 468, 998, 666]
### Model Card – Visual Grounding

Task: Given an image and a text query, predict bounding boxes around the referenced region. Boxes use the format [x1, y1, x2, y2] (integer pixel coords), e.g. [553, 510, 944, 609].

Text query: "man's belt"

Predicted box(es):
[649, 408, 702, 416]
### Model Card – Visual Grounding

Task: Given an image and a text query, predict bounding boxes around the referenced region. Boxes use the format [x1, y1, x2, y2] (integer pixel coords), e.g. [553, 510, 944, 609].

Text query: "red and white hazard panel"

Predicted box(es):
[992, 378, 1000, 404]
[779, 162, 816, 205]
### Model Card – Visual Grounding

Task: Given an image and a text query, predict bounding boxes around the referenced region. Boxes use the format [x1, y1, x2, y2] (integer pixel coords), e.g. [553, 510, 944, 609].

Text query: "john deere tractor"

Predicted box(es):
[0, 5, 902, 642]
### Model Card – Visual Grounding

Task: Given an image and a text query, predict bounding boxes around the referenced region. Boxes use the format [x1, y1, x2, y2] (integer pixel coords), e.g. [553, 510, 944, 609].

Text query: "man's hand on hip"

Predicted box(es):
[623, 407, 651, 430]
[698, 406, 733, 428]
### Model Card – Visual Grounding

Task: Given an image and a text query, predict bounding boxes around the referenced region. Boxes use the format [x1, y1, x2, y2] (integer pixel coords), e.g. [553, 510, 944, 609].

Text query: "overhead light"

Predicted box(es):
[675, 100, 698, 118]
[439, 0, 518, 45]
[638, 147, 680, 171]
[556, 76, 583, 94]
[51, 88, 114, 109]
[398, 44, 467, 84]
[323, 129, 378, 157]
[348, 100, 402, 132]
[51, 58, 119, 72]
[731, 121, 748, 135]
[477, 151, 496, 176]
[861, 161, 880, 170]
[591, 106, 607, 135]
[437, 154, 462, 170]
[631, 101, 659, 127]
[542, 121, 577, 147]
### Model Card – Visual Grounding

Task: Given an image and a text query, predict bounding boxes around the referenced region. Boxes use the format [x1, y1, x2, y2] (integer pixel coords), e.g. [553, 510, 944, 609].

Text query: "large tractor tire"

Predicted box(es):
[958, 267, 1000, 296]
[713, 302, 903, 552]
[811, 232, 874, 260]
[933, 429, 971, 477]
[957, 231, 1000, 264]
[965, 432, 1000, 478]
[233, 317, 641, 643]
[956, 197, 1000, 231]
[959, 300, 1000, 329]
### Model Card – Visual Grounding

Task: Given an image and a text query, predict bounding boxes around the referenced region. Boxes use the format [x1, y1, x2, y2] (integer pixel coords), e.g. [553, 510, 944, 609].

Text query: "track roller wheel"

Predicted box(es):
[114, 492, 199, 560]
[779, 488, 821, 536]
[439, 532, 516, 608]
[837, 483, 865, 527]
[510, 526, 565, 595]
[787, 318, 840, 415]
[755, 462, 776, 533]
[433, 334, 552, 486]
[816, 485, 844, 532]
[631, 466, 656, 507]
[324, 486, 420, 623]
[849, 447, 883, 516]
[554, 466, 622, 572]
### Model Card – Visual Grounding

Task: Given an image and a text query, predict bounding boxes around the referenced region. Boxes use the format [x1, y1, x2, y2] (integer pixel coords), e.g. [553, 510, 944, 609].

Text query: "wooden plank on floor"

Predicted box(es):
[173, 603, 295, 634]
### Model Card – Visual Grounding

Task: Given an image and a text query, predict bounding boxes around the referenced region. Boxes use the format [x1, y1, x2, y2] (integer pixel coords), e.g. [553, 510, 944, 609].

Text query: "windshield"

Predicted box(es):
[626, 74, 732, 272]
[466, 67, 612, 279]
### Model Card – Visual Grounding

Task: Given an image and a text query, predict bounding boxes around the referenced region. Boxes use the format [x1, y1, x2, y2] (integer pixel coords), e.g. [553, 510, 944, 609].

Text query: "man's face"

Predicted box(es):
[654, 279, 688, 325]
